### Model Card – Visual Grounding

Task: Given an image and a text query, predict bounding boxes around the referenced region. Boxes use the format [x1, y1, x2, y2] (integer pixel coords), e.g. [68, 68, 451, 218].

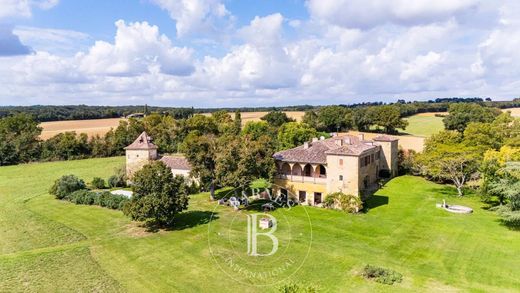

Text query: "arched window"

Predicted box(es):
[317, 165, 327, 178]
[292, 163, 303, 176]
[281, 163, 291, 175]
[303, 164, 313, 177]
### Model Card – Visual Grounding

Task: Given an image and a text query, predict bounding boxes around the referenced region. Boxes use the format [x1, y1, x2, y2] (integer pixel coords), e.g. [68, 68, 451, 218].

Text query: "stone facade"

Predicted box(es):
[273, 134, 398, 207]
[125, 132, 192, 180]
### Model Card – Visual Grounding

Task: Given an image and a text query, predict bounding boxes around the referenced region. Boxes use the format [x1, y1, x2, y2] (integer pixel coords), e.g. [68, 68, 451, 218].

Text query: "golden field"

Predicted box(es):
[39, 118, 124, 140]
[39, 112, 305, 140]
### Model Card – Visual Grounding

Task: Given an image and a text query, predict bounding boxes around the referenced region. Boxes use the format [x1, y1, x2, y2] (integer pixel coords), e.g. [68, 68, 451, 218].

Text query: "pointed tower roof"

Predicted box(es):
[124, 132, 158, 150]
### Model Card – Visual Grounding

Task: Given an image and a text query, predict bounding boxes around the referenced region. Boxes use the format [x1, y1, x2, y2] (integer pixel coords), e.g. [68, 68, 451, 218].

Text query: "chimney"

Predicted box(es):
[344, 137, 351, 145]
[335, 139, 343, 146]
[331, 132, 338, 137]
[319, 136, 325, 140]
[312, 137, 318, 142]
[357, 133, 364, 141]
[304, 142, 310, 149]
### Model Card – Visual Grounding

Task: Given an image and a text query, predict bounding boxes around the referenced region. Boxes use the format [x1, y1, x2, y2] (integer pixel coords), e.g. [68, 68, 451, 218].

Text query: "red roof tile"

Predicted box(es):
[124, 132, 158, 150]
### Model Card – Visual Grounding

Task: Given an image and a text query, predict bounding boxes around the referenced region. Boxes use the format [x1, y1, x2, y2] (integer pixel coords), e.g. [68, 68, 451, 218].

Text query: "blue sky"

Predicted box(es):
[0, 0, 519, 107]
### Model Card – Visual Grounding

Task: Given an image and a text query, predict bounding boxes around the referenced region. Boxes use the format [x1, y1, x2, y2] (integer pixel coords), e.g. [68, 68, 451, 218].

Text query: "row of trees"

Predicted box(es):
[302, 105, 409, 133]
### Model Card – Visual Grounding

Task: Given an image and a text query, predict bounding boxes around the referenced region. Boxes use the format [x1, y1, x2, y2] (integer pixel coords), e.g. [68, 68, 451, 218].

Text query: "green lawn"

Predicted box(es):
[399, 115, 444, 137]
[1, 158, 519, 292]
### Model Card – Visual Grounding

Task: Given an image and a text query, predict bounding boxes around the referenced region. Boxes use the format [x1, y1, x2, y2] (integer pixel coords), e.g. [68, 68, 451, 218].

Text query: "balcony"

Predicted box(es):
[275, 174, 327, 184]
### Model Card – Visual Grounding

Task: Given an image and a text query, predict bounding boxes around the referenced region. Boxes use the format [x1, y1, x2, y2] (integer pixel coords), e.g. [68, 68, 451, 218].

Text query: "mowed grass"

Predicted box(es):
[399, 115, 445, 137]
[1, 158, 519, 292]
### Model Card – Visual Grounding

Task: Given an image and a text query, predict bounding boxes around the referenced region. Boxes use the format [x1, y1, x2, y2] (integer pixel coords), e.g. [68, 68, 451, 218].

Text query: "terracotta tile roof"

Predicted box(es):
[124, 132, 158, 150]
[373, 135, 399, 142]
[160, 156, 192, 171]
[273, 134, 385, 164]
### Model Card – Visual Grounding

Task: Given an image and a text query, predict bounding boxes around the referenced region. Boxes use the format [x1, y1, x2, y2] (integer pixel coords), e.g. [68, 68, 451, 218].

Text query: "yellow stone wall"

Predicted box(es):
[273, 178, 327, 205]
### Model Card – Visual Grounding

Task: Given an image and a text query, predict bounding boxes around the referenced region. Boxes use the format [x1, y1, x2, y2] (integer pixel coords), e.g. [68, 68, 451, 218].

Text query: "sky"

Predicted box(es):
[0, 0, 519, 107]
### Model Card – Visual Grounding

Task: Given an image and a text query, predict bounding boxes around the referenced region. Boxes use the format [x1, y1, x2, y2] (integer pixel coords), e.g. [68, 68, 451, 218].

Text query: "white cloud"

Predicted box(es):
[78, 20, 194, 76]
[306, 0, 478, 29]
[2, 2, 520, 106]
[0, 0, 58, 19]
[14, 26, 90, 55]
[150, 0, 232, 37]
[198, 14, 298, 90]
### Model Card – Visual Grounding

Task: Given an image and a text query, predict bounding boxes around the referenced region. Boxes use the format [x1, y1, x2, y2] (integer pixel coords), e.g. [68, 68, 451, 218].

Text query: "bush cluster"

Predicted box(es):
[63, 189, 129, 210]
[51, 174, 129, 210]
[362, 264, 403, 285]
[49, 175, 86, 199]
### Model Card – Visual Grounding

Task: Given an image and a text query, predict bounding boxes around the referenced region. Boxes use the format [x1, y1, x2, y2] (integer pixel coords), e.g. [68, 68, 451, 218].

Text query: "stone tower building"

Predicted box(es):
[125, 132, 158, 178]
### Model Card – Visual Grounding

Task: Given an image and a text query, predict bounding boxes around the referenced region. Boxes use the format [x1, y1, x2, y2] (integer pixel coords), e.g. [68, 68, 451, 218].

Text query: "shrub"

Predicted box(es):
[108, 167, 127, 188]
[67, 189, 97, 205]
[96, 191, 129, 210]
[278, 282, 319, 293]
[323, 192, 362, 213]
[49, 175, 86, 199]
[91, 177, 106, 189]
[362, 265, 403, 285]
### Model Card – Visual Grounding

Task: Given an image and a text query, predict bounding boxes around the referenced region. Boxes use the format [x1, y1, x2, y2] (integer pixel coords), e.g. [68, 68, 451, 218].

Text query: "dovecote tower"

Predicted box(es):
[125, 132, 158, 178]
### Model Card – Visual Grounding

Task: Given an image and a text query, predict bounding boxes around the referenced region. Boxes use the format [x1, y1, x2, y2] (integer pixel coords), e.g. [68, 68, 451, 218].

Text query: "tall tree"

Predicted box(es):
[417, 143, 479, 196]
[124, 161, 189, 227]
[182, 132, 219, 200]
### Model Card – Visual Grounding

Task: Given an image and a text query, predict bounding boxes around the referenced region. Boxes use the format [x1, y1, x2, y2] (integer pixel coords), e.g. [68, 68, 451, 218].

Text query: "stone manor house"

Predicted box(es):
[272, 134, 398, 206]
[125, 132, 398, 207]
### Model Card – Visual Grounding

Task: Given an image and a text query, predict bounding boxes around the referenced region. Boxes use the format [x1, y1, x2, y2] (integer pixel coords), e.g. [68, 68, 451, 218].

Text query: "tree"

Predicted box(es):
[315, 106, 352, 132]
[277, 122, 318, 150]
[41, 132, 90, 161]
[368, 105, 408, 134]
[182, 132, 219, 200]
[49, 175, 86, 200]
[241, 121, 273, 140]
[261, 111, 295, 127]
[417, 144, 479, 196]
[443, 103, 501, 132]
[185, 114, 219, 135]
[481, 146, 520, 204]
[211, 110, 233, 124]
[351, 108, 373, 131]
[0, 113, 41, 165]
[302, 110, 319, 129]
[423, 130, 462, 153]
[232, 110, 242, 135]
[124, 161, 189, 227]
[216, 135, 276, 193]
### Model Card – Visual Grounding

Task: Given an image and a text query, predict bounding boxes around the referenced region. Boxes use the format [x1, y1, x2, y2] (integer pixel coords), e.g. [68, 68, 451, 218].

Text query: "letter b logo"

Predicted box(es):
[247, 213, 278, 256]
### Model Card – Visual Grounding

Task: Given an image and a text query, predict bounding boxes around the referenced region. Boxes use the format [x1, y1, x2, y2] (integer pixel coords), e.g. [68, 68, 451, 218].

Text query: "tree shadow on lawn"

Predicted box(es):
[143, 211, 219, 233]
[243, 199, 283, 212]
[362, 195, 389, 212]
